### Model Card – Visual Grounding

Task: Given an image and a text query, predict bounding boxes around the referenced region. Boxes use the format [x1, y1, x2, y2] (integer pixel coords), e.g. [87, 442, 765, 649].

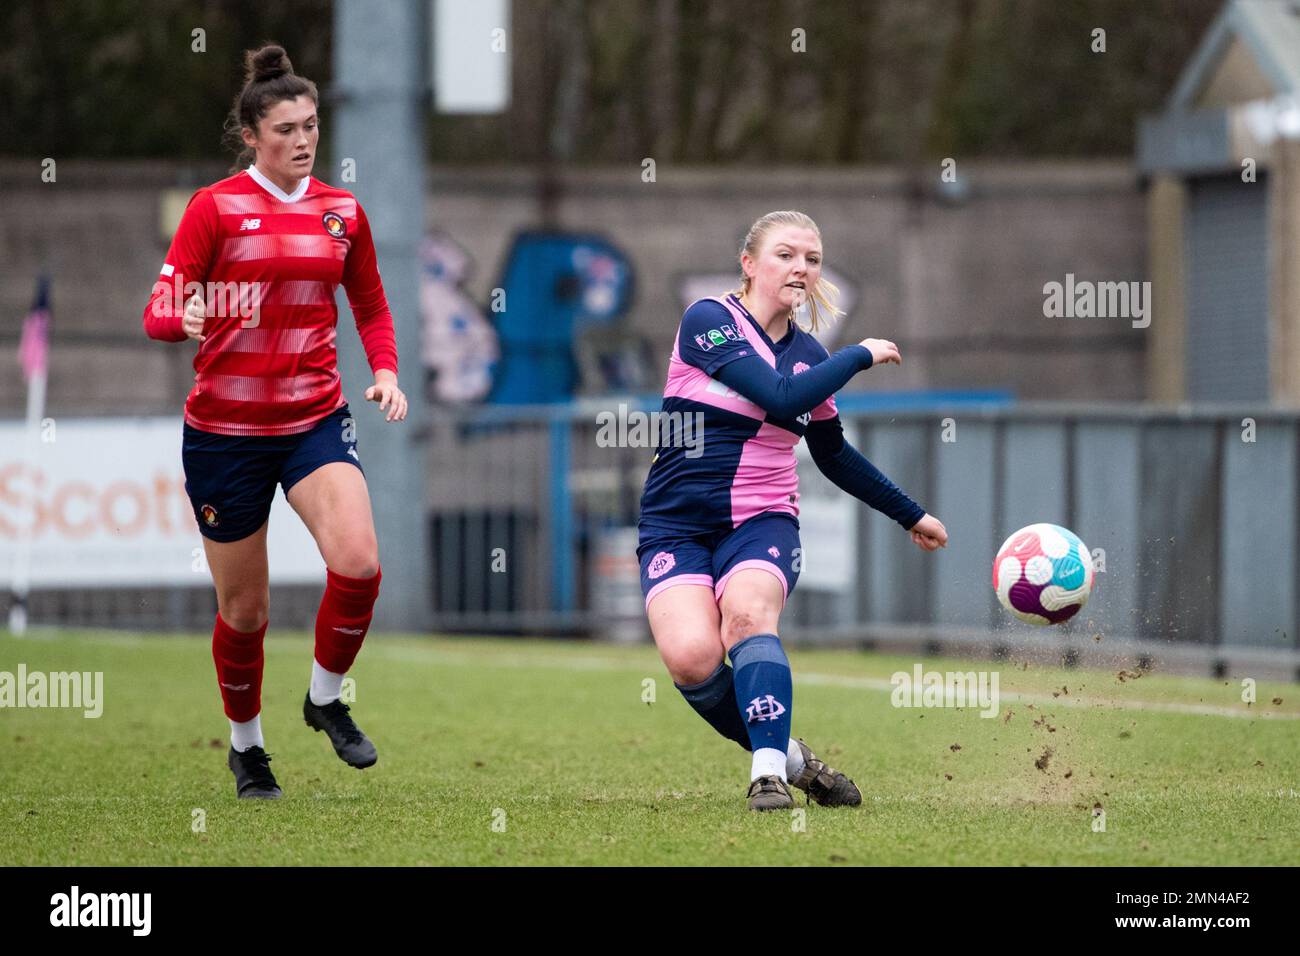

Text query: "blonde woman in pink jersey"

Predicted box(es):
[638, 211, 949, 810]
[142, 45, 406, 800]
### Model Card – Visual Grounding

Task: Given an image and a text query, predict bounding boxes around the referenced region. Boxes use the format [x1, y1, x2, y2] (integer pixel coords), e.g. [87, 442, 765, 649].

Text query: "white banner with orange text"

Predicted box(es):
[0, 418, 325, 587]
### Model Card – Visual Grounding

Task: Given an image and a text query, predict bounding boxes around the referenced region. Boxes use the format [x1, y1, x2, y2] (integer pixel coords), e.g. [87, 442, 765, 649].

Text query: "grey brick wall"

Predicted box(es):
[0, 160, 1147, 416]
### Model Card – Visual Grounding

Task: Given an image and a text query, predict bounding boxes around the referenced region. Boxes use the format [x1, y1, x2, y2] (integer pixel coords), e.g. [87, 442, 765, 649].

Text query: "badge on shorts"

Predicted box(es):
[647, 551, 676, 580]
[322, 211, 347, 238]
[200, 504, 220, 528]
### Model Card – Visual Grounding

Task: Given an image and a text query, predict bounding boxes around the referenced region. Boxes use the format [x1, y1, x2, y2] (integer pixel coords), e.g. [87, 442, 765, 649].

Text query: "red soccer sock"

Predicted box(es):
[313, 566, 381, 675]
[212, 613, 267, 723]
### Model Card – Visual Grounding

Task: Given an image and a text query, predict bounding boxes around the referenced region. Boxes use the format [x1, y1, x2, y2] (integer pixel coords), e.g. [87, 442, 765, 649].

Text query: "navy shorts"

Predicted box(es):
[637, 512, 801, 610]
[182, 404, 363, 543]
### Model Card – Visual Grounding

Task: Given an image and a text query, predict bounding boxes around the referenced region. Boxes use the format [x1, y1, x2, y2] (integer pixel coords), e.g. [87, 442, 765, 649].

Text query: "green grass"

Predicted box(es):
[1, 630, 1297, 866]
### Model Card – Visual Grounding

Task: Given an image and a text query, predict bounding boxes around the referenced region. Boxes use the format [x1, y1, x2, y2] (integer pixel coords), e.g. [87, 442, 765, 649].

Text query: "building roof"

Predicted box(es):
[1169, 0, 1300, 109]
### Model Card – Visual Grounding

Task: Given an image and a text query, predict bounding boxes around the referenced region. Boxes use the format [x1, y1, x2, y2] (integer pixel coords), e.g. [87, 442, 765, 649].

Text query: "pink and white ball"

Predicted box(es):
[993, 523, 1094, 625]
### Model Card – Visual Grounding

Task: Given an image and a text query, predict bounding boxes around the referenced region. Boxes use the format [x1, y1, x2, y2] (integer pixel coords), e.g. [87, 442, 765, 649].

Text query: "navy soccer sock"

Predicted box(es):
[729, 633, 794, 780]
[675, 661, 752, 751]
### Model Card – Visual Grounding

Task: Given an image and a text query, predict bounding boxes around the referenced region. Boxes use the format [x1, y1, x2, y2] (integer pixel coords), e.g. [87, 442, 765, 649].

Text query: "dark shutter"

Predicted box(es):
[1184, 173, 1271, 401]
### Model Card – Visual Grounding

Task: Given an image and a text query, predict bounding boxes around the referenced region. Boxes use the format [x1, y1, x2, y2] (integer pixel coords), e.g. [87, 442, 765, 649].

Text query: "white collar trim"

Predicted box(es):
[246, 164, 310, 203]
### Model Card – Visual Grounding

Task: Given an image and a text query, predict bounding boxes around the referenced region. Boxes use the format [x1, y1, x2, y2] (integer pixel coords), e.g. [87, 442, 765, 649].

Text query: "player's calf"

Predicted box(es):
[675, 660, 752, 749]
[730, 633, 794, 787]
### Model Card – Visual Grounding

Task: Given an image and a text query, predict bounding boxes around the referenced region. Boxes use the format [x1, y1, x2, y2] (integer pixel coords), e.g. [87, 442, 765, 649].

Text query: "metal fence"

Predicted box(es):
[419, 398, 1300, 678]
[8, 399, 1299, 678]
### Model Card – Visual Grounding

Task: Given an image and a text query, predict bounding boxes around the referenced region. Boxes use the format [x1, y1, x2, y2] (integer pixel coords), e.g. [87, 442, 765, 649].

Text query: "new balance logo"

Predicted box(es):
[746, 694, 787, 722]
[239, 218, 262, 231]
[220, 682, 250, 692]
[333, 626, 364, 636]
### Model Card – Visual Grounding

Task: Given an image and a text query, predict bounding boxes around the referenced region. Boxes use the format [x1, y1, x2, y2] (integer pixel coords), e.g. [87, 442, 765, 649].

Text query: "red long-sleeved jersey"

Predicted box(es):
[142, 167, 398, 436]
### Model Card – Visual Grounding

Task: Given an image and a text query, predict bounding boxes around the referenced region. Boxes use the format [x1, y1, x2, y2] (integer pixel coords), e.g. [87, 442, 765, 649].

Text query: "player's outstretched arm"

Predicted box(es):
[678, 300, 898, 420]
[805, 414, 946, 550]
[713, 348, 875, 420]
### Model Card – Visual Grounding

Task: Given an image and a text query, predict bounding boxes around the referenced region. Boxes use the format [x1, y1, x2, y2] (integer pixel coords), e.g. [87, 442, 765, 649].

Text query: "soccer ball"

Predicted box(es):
[993, 523, 1094, 625]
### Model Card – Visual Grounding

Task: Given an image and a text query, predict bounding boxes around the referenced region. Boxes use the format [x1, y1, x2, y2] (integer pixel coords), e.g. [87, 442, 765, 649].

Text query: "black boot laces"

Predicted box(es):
[238, 747, 276, 787]
[320, 700, 365, 744]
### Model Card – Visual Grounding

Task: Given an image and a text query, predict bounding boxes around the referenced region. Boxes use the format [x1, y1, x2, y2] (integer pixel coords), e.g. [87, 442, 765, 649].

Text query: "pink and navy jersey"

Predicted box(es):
[638, 294, 838, 534]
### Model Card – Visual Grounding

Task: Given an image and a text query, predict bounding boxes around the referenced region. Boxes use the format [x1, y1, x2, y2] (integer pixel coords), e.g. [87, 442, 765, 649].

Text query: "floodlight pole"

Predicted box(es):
[332, 0, 431, 633]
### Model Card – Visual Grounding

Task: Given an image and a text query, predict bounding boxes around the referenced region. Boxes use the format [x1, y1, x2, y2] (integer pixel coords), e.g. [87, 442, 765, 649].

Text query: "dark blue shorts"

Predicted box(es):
[182, 404, 363, 543]
[637, 513, 801, 610]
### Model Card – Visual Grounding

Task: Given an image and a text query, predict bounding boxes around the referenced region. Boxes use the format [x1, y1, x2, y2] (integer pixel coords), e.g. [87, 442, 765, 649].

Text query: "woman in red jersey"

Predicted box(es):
[142, 45, 406, 799]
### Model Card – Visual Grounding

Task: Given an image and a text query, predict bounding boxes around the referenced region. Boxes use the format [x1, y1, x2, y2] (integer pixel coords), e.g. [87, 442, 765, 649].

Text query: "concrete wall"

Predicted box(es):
[0, 159, 1148, 416]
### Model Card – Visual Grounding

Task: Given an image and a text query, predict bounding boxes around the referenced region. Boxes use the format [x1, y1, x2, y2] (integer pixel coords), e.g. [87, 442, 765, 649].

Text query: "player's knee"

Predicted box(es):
[720, 606, 777, 646]
[720, 611, 755, 646]
[669, 654, 723, 686]
[331, 543, 379, 580]
[347, 557, 381, 580]
[221, 590, 269, 633]
[664, 640, 724, 686]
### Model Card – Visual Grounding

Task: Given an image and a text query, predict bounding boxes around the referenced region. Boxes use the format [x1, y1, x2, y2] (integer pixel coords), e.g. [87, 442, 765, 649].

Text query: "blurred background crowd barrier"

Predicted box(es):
[5, 401, 1296, 679]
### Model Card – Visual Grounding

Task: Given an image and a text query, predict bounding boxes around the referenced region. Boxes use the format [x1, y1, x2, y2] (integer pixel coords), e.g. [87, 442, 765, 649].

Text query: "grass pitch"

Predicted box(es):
[1, 630, 1296, 866]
